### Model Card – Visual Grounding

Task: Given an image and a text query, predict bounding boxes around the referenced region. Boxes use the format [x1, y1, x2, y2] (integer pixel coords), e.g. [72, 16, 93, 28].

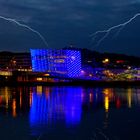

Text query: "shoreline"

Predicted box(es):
[0, 80, 140, 87]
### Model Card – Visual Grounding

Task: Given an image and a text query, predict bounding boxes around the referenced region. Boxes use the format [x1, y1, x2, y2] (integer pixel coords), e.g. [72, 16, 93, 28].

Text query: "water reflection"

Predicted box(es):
[0, 86, 140, 138]
[0, 86, 139, 118]
[0, 86, 31, 116]
[30, 86, 82, 127]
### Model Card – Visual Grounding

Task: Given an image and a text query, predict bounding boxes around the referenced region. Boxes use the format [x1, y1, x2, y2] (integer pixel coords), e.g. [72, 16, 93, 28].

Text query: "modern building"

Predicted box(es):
[30, 49, 81, 77]
[13, 53, 32, 71]
[0, 52, 31, 71]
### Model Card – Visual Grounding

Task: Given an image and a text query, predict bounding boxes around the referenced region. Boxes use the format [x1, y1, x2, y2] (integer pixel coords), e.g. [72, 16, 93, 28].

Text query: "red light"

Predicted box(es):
[116, 98, 121, 108]
[116, 60, 125, 64]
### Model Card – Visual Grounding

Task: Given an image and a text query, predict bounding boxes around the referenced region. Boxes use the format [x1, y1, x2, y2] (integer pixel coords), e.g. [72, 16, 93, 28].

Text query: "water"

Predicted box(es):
[0, 86, 140, 140]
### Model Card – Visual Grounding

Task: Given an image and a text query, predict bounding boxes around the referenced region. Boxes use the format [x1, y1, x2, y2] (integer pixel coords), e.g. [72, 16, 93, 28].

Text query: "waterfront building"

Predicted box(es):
[30, 49, 81, 77]
[0, 52, 13, 70]
[0, 52, 31, 71]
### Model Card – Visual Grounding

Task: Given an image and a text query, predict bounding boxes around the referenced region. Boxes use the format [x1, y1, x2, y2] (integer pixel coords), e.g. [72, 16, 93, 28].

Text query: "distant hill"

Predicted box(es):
[63, 47, 140, 68]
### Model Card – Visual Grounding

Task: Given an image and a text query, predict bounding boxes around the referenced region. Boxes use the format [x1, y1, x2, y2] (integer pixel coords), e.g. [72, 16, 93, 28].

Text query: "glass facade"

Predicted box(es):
[30, 49, 81, 77]
[30, 49, 48, 72]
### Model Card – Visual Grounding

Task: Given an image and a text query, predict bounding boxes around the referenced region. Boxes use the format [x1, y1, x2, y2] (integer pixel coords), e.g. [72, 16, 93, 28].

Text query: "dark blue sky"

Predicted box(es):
[0, 0, 140, 56]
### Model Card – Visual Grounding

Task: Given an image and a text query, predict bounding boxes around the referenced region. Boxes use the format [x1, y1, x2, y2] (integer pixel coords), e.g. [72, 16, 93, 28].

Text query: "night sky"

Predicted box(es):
[0, 0, 140, 56]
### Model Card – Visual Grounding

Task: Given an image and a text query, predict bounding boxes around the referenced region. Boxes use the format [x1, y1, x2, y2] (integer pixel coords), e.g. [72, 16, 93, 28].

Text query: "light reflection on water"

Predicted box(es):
[0, 86, 140, 139]
[30, 86, 83, 136]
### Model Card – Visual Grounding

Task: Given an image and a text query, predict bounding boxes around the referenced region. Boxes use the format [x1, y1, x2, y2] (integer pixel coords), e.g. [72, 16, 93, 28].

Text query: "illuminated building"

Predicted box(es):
[0, 52, 31, 71]
[13, 53, 32, 71]
[30, 49, 81, 77]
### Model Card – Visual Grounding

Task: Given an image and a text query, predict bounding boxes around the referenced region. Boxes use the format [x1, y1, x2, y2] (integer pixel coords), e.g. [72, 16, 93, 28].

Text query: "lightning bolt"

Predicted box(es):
[90, 13, 140, 47]
[0, 16, 48, 47]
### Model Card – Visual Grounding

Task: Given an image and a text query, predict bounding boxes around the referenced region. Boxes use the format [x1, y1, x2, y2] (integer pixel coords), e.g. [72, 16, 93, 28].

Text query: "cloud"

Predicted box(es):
[0, 0, 139, 55]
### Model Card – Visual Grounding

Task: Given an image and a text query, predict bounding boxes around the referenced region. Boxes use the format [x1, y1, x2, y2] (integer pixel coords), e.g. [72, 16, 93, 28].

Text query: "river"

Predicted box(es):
[0, 86, 140, 140]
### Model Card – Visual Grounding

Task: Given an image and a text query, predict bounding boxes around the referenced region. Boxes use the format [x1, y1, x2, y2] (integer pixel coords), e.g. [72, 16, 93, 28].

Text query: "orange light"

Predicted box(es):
[105, 58, 109, 61]
[37, 86, 43, 95]
[29, 88, 33, 107]
[44, 74, 50, 76]
[104, 96, 109, 112]
[104, 89, 109, 95]
[13, 60, 16, 64]
[89, 93, 93, 103]
[20, 92, 22, 108]
[127, 88, 132, 108]
[102, 58, 109, 64]
[12, 99, 17, 117]
[37, 77, 43, 81]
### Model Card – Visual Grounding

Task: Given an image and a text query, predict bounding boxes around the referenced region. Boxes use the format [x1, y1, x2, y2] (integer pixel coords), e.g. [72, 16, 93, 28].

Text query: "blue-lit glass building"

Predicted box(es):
[30, 49, 81, 77]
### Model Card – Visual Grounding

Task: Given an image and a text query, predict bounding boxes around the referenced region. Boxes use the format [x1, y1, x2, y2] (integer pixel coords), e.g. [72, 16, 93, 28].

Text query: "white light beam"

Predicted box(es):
[0, 16, 48, 47]
[90, 13, 140, 47]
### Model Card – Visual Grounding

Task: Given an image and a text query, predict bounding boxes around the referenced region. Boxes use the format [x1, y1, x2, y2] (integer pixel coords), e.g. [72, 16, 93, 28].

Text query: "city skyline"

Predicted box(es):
[0, 0, 140, 56]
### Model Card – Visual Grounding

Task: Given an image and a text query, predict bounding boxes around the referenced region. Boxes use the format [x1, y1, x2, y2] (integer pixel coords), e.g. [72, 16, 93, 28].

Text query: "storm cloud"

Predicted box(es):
[0, 0, 140, 56]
